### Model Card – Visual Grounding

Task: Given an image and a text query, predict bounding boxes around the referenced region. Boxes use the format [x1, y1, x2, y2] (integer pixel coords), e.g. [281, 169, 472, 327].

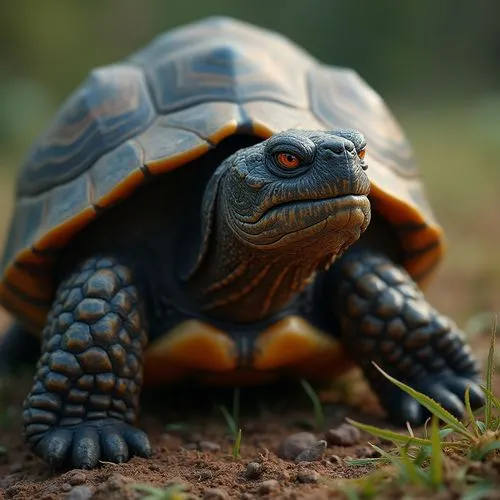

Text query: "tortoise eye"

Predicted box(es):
[276, 153, 301, 169]
[357, 148, 366, 160]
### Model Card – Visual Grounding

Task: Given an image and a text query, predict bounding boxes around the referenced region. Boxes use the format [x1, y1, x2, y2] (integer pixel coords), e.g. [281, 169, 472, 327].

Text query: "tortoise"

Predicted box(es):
[0, 17, 484, 468]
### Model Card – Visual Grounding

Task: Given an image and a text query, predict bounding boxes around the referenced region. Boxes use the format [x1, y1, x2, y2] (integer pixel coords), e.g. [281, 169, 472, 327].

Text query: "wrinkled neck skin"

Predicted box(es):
[185, 189, 352, 324]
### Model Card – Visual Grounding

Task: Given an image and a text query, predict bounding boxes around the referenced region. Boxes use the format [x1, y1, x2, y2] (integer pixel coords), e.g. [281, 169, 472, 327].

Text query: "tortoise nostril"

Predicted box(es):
[344, 140, 355, 152]
[324, 138, 355, 154]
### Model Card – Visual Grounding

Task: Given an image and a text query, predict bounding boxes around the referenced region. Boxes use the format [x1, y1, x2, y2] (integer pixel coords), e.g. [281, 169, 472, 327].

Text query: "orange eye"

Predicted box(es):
[358, 148, 366, 160]
[276, 153, 300, 169]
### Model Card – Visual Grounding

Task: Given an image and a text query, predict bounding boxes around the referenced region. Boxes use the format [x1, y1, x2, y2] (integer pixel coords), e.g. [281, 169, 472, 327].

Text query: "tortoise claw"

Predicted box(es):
[34, 419, 151, 469]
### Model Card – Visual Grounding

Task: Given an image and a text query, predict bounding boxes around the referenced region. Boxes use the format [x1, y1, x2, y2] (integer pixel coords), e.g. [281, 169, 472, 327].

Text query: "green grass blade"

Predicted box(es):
[219, 405, 238, 437]
[372, 363, 473, 438]
[399, 444, 425, 486]
[478, 385, 500, 413]
[232, 428, 242, 457]
[485, 315, 497, 429]
[430, 415, 444, 489]
[346, 457, 388, 466]
[439, 428, 455, 439]
[413, 445, 431, 467]
[346, 418, 433, 447]
[465, 386, 481, 437]
[300, 379, 325, 430]
[475, 420, 487, 434]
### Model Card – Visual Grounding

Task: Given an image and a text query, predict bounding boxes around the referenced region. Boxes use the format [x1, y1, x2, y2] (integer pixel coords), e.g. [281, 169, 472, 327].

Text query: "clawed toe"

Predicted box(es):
[388, 372, 486, 427]
[32, 419, 151, 469]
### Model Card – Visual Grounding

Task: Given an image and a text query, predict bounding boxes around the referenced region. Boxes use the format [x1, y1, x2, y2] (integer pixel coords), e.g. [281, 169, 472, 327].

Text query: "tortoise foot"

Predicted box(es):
[33, 418, 151, 469]
[332, 250, 485, 426]
[383, 372, 484, 426]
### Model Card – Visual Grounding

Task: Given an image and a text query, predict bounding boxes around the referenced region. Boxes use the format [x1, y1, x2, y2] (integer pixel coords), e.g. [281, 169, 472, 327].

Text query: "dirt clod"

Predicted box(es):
[355, 445, 380, 458]
[325, 423, 361, 446]
[203, 487, 229, 499]
[66, 485, 93, 500]
[258, 479, 280, 495]
[197, 468, 214, 481]
[277, 432, 316, 460]
[296, 470, 320, 484]
[245, 461, 263, 479]
[294, 440, 327, 463]
[66, 471, 86, 486]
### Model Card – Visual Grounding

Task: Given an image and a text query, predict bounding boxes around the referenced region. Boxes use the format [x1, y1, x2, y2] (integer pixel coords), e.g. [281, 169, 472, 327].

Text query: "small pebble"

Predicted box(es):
[295, 440, 327, 463]
[297, 470, 320, 484]
[66, 485, 93, 500]
[325, 423, 361, 446]
[105, 473, 134, 490]
[258, 479, 279, 495]
[67, 471, 86, 486]
[241, 493, 255, 500]
[355, 446, 380, 458]
[149, 463, 162, 471]
[183, 442, 199, 450]
[277, 432, 316, 460]
[245, 462, 262, 479]
[197, 469, 214, 481]
[60, 484, 72, 493]
[198, 440, 221, 452]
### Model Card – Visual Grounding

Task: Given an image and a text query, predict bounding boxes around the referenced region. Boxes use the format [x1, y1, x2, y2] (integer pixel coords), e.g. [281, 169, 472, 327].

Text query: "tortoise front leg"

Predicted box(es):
[23, 256, 151, 468]
[326, 250, 485, 425]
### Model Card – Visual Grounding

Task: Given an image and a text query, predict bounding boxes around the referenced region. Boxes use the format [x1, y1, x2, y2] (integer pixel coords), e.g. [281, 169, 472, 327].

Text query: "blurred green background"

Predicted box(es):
[0, 0, 499, 325]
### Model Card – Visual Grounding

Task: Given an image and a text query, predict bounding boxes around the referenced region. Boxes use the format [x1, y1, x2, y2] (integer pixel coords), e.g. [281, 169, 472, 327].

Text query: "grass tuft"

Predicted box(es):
[300, 379, 325, 431]
[219, 388, 243, 457]
[337, 317, 500, 498]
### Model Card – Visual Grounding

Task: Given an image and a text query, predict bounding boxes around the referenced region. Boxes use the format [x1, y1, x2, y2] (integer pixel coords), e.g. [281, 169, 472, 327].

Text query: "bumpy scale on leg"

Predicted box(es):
[334, 251, 484, 425]
[22, 256, 151, 468]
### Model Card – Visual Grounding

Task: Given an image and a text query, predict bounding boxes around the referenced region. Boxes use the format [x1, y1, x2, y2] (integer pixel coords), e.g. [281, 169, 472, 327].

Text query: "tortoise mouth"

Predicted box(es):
[231, 194, 371, 248]
[262, 193, 368, 223]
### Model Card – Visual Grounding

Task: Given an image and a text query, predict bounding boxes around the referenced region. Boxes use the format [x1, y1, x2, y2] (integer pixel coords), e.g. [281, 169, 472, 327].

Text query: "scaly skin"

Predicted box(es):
[330, 250, 484, 424]
[22, 256, 151, 468]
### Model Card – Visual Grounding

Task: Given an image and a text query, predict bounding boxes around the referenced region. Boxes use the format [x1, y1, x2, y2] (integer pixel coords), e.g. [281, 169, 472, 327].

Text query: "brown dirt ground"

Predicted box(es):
[0, 308, 499, 500]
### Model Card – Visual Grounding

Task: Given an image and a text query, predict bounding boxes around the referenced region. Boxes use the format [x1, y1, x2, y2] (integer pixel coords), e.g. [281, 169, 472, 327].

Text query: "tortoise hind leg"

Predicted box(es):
[23, 255, 151, 468]
[325, 249, 484, 425]
[0, 323, 40, 375]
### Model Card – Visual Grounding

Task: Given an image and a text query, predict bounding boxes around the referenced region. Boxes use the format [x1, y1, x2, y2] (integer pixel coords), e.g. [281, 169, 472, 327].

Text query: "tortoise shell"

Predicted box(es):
[0, 17, 443, 331]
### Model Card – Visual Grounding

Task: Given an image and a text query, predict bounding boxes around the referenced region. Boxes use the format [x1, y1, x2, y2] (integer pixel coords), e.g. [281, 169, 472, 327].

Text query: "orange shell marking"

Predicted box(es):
[143, 315, 352, 386]
[253, 316, 352, 379]
[143, 320, 236, 384]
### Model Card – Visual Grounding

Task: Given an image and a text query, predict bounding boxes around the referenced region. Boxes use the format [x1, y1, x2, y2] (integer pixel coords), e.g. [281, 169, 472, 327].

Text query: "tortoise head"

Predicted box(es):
[184, 129, 372, 319]
[208, 129, 370, 255]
